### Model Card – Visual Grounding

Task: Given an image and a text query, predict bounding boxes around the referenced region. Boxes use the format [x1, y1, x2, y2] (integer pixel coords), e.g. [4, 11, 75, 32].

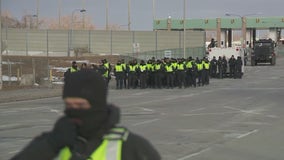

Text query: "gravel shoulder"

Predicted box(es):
[0, 85, 63, 103]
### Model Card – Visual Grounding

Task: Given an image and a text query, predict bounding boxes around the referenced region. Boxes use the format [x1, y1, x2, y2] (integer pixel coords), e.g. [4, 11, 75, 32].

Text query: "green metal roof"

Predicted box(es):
[153, 17, 284, 30]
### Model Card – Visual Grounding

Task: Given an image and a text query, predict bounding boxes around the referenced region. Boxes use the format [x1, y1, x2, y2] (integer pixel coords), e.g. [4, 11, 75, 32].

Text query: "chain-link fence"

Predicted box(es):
[1, 28, 206, 57]
[1, 28, 206, 87]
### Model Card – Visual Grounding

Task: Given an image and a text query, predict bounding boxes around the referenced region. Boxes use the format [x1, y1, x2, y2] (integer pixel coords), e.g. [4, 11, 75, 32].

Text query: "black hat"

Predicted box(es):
[63, 70, 107, 108]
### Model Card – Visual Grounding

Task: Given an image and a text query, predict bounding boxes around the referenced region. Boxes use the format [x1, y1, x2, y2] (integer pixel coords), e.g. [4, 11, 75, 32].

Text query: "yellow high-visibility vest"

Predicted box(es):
[204, 63, 210, 70]
[129, 65, 136, 72]
[70, 67, 78, 73]
[165, 65, 173, 72]
[115, 65, 123, 72]
[177, 63, 185, 70]
[58, 128, 128, 160]
[197, 63, 203, 71]
[139, 65, 147, 72]
[186, 61, 193, 69]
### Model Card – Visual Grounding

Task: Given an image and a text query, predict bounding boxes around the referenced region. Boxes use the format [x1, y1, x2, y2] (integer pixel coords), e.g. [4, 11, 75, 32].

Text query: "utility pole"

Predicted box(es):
[58, 0, 61, 28]
[128, 0, 131, 31]
[0, 0, 2, 90]
[106, 0, 109, 30]
[183, 0, 186, 58]
[152, 0, 156, 22]
[36, 0, 39, 29]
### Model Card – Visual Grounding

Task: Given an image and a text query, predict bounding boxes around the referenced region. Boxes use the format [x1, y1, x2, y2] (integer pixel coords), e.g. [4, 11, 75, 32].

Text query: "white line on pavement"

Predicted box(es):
[237, 129, 258, 139]
[183, 111, 240, 116]
[132, 118, 159, 126]
[177, 148, 211, 160]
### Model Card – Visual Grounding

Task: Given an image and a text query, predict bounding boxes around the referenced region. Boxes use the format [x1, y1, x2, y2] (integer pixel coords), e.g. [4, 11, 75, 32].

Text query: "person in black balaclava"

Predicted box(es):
[11, 70, 161, 160]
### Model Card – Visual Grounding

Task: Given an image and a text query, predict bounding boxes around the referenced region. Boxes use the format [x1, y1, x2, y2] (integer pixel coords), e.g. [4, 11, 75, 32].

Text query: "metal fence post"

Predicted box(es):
[46, 30, 49, 57]
[26, 30, 28, 56]
[110, 30, 113, 55]
[88, 30, 91, 53]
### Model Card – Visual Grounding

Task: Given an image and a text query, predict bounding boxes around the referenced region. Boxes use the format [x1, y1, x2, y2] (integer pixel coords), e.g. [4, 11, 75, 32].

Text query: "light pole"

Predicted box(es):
[152, 0, 156, 23]
[36, 0, 39, 29]
[128, 0, 131, 31]
[183, 0, 186, 58]
[58, 0, 61, 28]
[106, 0, 109, 30]
[68, 9, 86, 56]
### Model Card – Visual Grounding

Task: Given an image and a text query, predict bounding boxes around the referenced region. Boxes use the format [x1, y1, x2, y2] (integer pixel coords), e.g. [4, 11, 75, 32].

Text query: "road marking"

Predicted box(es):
[0, 97, 60, 105]
[183, 111, 239, 116]
[178, 129, 243, 133]
[9, 150, 20, 154]
[223, 106, 262, 115]
[136, 107, 154, 112]
[132, 91, 150, 96]
[229, 122, 271, 126]
[177, 148, 211, 160]
[132, 118, 159, 126]
[123, 93, 200, 107]
[237, 129, 258, 139]
[50, 109, 62, 115]
[188, 107, 206, 113]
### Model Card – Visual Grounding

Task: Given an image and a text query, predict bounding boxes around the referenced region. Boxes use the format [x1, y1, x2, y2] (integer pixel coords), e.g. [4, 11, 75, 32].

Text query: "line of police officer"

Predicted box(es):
[65, 55, 243, 90]
[112, 57, 211, 89]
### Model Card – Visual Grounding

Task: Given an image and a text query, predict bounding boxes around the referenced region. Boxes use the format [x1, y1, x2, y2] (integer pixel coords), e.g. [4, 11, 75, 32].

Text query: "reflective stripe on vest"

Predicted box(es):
[58, 128, 128, 160]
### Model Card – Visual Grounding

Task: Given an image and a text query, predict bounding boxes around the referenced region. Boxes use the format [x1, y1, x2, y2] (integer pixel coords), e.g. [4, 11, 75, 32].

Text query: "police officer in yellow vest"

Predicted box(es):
[164, 59, 174, 89]
[64, 61, 79, 80]
[154, 60, 164, 89]
[114, 60, 125, 89]
[127, 60, 138, 89]
[102, 59, 112, 86]
[11, 70, 161, 160]
[176, 58, 186, 88]
[138, 60, 148, 89]
[202, 57, 210, 85]
[196, 58, 205, 86]
[121, 59, 127, 89]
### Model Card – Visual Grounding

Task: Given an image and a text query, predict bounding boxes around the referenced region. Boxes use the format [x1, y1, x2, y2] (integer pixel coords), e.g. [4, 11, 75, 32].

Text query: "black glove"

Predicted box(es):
[48, 116, 77, 151]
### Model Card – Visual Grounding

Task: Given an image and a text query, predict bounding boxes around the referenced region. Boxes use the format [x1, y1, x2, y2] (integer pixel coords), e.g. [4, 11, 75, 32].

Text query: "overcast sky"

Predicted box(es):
[2, 0, 284, 30]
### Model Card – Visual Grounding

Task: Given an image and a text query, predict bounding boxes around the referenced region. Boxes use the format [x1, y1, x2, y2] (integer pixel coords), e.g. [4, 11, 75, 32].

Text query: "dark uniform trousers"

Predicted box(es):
[115, 72, 124, 89]
[177, 70, 186, 88]
[165, 72, 174, 88]
[139, 72, 147, 89]
[154, 71, 163, 89]
[128, 72, 137, 89]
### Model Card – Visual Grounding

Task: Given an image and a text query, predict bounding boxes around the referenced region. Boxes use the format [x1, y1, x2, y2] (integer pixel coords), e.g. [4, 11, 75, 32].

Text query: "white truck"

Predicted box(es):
[205, 47, 245, 74]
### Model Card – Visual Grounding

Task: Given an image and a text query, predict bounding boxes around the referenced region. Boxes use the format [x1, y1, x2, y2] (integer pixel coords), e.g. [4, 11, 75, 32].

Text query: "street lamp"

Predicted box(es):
[225, 13, 261, 48]
[128, 0, 131, 31]
[68, 9, 86, 56]
[183, 0, 187, 58]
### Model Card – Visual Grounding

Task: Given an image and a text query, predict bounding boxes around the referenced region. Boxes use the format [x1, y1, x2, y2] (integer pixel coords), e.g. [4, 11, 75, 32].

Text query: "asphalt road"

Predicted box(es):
[1, 56, 284, 160]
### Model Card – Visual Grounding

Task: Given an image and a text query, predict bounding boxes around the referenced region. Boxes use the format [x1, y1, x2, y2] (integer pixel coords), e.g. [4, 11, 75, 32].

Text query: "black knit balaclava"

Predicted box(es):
[63, 70, 109, 139]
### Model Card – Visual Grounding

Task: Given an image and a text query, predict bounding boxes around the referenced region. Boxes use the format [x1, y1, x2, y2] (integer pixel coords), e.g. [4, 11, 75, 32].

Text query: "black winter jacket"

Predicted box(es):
[10, 105, 161, 160]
